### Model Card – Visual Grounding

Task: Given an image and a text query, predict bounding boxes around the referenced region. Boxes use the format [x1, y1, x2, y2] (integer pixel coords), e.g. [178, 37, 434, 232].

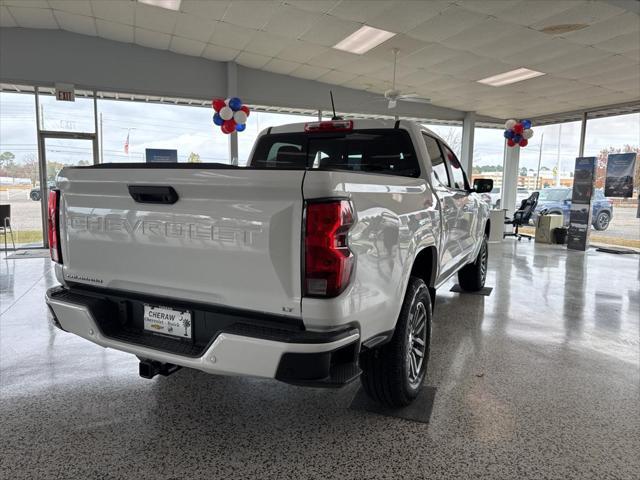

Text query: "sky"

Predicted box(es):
[1, 91, 638, 174]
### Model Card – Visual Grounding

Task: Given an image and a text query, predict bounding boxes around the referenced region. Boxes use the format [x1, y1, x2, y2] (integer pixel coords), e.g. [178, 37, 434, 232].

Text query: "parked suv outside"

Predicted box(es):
[531, 187, 613, 230]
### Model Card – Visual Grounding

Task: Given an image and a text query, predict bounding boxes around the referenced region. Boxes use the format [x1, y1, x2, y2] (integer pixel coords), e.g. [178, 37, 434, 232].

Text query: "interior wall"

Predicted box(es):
[0, 28, 227, 100]
[0, 28, 498, 123]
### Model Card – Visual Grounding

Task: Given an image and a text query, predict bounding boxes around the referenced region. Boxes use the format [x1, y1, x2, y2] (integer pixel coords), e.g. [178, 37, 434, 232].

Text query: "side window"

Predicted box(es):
[441, 142, 467, 190]
[422, 134, 449, 187]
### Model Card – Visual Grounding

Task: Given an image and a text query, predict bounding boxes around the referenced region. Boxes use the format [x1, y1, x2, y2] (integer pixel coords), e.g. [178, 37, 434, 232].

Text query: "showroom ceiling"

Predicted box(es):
[0, 0, 638, 120]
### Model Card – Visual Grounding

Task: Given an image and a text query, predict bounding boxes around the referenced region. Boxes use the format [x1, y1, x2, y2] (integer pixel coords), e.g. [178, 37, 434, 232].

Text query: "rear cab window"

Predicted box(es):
[250, 129, 420, 178]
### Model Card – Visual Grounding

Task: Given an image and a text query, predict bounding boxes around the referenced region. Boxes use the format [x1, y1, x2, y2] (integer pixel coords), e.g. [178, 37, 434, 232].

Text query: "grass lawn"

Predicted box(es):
[2, 229, 44, 246]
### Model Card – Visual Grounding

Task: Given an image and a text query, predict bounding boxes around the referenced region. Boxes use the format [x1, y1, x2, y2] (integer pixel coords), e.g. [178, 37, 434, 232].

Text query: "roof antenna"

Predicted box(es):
[329, 90, 341, 120]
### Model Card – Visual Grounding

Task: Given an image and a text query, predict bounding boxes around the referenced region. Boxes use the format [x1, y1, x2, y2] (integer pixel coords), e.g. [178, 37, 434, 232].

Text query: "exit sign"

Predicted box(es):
[55, 83, 75, 102]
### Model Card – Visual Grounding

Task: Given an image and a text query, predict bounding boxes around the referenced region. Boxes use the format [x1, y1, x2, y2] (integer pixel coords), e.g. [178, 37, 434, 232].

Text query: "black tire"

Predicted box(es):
[495, 200, 500, 209]
[30, 191, 40, 201]
[593, 211, 610, 231]
[458, 235, 488, 292]
[360, 277, 432, 408]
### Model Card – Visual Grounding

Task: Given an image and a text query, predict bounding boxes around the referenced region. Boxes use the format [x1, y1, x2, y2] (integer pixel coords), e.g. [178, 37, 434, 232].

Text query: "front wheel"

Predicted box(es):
[360, 277, 432, 408]
[593, 211, 611, 231]
[458, 235, 488, 292]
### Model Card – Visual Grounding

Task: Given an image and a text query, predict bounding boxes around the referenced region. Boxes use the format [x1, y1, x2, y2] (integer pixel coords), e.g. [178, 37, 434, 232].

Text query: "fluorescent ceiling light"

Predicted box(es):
[137, 0, 182, 11]
[333, 26, 396, 55]
[478, 68, 546, 87]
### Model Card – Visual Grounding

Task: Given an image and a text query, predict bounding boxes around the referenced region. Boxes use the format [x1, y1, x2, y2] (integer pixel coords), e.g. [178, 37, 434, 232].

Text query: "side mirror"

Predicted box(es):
[473, 178, 493, 193]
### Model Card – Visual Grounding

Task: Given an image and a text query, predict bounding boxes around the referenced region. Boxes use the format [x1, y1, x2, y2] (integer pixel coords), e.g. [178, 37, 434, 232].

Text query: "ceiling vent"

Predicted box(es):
[539, 24, 589, 35]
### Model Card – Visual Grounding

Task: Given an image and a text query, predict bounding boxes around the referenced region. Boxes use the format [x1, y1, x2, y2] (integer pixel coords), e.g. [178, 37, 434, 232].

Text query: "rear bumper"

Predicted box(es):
[46, 286, 360, 383]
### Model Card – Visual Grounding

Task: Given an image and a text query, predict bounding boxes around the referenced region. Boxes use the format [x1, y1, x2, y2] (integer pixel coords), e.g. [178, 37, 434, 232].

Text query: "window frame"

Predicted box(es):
[438, 140, 469, 191]
[422, 132, 451, 188]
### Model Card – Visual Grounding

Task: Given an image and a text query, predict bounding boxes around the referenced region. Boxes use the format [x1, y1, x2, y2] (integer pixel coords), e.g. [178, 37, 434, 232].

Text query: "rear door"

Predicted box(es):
[422, 134, 459, 272]
[439, 141, 478, 263]
[57, 166, 305, 317]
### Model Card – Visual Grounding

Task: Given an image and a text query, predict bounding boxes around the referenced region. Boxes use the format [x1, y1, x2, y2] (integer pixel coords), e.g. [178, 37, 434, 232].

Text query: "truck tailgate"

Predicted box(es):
[57, 167, 305, 317]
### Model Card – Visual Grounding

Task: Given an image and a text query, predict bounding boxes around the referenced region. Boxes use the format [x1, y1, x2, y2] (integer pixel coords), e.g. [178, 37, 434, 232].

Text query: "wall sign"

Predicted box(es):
[55, 82, 75, 102]
[567, 157, 596, 251]
[145, 148, 177, 163]
[605, 152, 636, 198]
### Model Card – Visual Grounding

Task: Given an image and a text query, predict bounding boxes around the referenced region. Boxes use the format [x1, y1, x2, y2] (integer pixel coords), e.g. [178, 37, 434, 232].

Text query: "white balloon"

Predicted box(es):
[505, 119, 517, 130]
[233, 110, 247, 124]
[220, 106, 233, 121]
[523, 128, 534, 139]
[224, 98, 230, 106]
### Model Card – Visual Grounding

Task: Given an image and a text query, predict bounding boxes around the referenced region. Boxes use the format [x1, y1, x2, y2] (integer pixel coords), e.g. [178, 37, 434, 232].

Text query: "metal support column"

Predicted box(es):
[578, 111, 587, 157]
[34, 87, 49, 248]
[460, 111, 476, 174]
[227, 61, 239, 165]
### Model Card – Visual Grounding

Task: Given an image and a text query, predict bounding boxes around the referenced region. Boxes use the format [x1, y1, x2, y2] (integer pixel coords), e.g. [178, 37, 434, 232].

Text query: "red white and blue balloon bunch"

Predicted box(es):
[212, 97, 250, 134]
[504, 119, 533, 148]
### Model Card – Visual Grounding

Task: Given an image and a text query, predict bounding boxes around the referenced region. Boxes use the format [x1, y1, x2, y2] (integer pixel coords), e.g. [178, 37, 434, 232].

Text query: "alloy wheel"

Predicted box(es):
[407, 302, 428, 388]
[597, 212, 610, 230]
[479, 242, 488, 284]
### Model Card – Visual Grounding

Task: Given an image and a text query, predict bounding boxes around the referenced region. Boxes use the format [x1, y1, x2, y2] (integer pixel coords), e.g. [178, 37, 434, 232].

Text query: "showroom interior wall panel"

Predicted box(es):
[0, 28, 227, 101]
[0, 28, 501, 124]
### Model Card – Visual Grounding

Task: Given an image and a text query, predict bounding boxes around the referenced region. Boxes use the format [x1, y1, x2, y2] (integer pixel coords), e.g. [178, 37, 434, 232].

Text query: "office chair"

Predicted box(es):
[504, 192, 539, 241]
[0, 204, 16, 251]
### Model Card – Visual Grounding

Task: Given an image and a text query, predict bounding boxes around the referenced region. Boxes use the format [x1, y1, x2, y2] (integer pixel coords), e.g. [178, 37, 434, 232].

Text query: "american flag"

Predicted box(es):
[124, 132, 129, 154]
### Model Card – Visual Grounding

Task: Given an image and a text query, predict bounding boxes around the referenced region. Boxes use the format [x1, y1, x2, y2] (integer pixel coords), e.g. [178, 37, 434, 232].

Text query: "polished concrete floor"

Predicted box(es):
[1, 242, 638, 480]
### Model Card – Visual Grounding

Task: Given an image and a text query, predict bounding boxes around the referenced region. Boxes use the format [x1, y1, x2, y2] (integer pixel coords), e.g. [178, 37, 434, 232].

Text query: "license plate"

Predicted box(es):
[143, 305, 192, 339]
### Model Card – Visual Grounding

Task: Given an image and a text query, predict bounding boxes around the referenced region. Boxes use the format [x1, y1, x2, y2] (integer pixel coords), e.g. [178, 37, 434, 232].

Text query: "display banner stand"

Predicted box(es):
[567, 157, 597, 251]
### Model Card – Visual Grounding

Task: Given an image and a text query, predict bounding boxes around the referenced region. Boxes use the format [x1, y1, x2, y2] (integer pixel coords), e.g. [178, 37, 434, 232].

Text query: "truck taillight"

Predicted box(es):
[47, 189, 62, 264]
[304, 200, 354, 298]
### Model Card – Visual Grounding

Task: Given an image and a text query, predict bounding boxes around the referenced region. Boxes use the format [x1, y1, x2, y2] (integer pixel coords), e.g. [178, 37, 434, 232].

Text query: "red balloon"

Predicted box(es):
[240, 105, 250, 117]
[212, 98, 226, 112]
[519, 138, 528, 147]
[221, 119, 236, 134]
[507, 138, 516, 147]
[513, 123, 524, 134]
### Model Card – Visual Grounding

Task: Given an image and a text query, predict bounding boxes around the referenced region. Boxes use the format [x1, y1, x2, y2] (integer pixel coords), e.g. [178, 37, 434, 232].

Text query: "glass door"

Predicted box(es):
[0, 91, 42, 249]
[39, 133, 96, 247]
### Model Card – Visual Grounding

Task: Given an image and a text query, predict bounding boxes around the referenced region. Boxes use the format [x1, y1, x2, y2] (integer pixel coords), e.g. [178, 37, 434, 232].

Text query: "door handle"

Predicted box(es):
[128, 185, 179, 204]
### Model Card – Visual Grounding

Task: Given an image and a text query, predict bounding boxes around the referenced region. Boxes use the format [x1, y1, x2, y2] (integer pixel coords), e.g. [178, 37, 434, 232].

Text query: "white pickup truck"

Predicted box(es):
[46, 119, 493, 407]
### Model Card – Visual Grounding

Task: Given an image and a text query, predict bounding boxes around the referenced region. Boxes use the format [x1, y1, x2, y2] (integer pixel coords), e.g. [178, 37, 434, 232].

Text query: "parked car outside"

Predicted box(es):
[531, 187, 613, 230]
[29, 181, 57, 201]
[491, 187, 531, 210]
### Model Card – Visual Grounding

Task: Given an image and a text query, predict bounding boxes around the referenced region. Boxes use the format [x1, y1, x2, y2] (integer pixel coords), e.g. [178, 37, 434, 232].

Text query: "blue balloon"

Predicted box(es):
[521, 119, 532, 129]
[235, 123, 246, 132]
[228, 97, 242, 111]
[213, 113, 224, 126]
[504, 129, 514, 139]
[512, 134, 522, 143]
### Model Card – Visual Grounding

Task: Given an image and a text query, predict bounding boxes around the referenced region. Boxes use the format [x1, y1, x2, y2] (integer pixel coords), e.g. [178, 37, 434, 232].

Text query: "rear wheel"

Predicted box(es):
[593, 211, 610, 231]
[360, 277, 432, 408]
[458, 235, 488, 292]
[30, 191, 40, 201]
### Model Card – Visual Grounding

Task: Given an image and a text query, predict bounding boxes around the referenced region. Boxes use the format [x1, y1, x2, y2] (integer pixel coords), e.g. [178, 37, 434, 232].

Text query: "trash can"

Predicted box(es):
[553, 227, 568, 244]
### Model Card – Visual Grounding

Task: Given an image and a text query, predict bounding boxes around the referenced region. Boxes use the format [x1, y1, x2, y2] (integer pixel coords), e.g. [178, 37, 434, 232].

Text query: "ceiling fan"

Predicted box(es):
[384, 48, 431, 109]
